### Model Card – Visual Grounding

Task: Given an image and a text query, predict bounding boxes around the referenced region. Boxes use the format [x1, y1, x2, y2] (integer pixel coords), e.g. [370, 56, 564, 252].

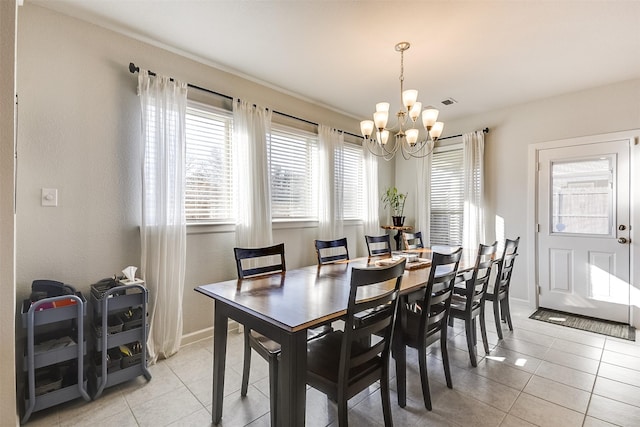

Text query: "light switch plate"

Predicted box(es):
[41, 188, 58, 207]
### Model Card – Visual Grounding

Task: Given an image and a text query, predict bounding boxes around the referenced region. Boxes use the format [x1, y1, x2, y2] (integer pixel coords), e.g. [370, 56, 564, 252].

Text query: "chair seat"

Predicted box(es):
[249, 330, 281, 354]
[450, 294, 469, 312]
[307, 330, 382, 385]
[250, 324, 333, 356]
[485, 285, 507, 299]
[401, 308, 443, 349]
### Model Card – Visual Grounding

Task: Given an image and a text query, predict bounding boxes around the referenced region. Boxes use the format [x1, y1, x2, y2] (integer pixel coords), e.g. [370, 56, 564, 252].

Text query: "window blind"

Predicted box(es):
[184, 101, 234, 222]
[269, 124, 318, 219]
[430, 147, 464, 246]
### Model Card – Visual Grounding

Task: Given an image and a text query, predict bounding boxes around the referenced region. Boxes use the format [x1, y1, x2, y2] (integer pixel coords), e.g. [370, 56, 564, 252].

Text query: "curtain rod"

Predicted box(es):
[129, 63, 488, 143]
[128, 62, 362, 140]
[438, 127, 490, 141]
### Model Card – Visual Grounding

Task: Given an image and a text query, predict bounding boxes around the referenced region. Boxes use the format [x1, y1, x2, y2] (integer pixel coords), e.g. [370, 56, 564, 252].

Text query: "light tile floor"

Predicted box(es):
[26, 303, 640, 427]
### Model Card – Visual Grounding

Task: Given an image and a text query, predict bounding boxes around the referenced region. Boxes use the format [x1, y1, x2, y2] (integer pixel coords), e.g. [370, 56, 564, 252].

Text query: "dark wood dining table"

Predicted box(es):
[194, 249, 478, 426]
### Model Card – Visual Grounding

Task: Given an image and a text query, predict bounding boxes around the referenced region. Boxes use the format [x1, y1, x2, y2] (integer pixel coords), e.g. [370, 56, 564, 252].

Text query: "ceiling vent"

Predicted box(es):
[441, 98, 457, 106]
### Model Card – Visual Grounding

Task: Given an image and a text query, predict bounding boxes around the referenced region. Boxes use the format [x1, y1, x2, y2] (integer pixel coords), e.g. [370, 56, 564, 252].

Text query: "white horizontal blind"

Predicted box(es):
[430, 147, 464, 246]
[269, 124, 318, 219]
[342, 144, 364, 220]
[184, 101, 234, 222]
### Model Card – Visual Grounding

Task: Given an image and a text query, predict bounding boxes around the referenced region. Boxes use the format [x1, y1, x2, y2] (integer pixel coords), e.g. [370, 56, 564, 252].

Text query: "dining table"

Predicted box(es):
[194, 248, 478, 426]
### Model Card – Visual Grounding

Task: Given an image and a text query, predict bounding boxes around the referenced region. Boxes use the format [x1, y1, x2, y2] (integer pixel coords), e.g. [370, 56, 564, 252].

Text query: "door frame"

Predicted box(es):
[527, 130, 640, 326]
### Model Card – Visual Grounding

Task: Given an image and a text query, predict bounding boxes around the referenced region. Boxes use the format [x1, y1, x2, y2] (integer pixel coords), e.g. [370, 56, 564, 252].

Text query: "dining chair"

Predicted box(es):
[393, 247, 462, 410]
[365, 234, 392, 257]
[449, 241, 498, 367]
[485, 237, 520, 339]
[234, 243, 330, 426]
[315, 237, 350, 265]
[234, 243, 286, 427]
[402, 231, 424, 250]
[306, 259, 406, 427]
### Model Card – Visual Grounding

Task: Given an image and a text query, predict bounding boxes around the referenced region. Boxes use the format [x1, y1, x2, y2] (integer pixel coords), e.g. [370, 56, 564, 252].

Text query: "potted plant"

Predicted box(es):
[381, 187, 407, 226]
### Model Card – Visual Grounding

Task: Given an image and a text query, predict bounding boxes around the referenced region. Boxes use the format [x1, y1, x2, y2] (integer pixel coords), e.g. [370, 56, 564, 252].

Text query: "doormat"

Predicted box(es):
[529, 308, 635, 341]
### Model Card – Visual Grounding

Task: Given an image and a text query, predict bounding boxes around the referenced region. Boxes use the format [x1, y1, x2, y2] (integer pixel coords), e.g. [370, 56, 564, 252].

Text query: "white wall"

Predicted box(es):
[1, 0, 18, 423]
[396, 78, 640, 307]
[16, 4, 392, 340]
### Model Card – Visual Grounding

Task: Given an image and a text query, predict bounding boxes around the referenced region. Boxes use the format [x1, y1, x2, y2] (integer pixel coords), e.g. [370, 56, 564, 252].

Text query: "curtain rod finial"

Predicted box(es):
[129, 62, 139, 74]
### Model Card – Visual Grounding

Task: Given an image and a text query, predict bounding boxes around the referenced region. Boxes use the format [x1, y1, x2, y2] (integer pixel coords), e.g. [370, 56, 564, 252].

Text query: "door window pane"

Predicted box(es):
[551, 158, 613, 235]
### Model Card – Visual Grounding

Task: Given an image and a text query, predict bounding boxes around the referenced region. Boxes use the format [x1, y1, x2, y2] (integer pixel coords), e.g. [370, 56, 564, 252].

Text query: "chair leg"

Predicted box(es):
[337, 390, 349, 427]
[465, 318, 477, 367]
[241, 329, 251, 396]
[418, 342, 432, 410]
[268, 355, 278, 427]
[493, 298, 503, 339]
[479, 308, 490, 355]
[441, 332, 453, 389]
[380, 366, 394, 426]
[393, 338, 407, 408]
[502, 295, 514, 331]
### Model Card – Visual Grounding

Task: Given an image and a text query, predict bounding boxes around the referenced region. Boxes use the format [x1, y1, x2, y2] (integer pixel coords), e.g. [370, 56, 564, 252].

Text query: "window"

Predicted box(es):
[184, 101, 363, 225]
[430, 146, 464, 246]
[184, 101, 233, 223]
[269, 124, 318, 220]
[341, 144, 364, 220]
[551, 158, 613, 235]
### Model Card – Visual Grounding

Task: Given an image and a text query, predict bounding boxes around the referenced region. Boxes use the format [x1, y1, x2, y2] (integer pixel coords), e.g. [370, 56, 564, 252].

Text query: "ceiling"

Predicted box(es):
[29, 1, 640, 123]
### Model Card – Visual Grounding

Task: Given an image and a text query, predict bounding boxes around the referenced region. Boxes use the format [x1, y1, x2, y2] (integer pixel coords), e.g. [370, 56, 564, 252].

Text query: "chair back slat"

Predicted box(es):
[234, 243, 286, 279]
[365, 234, 392, 257]
[418, 248, 463, 339]
[315, 238, 349, 265]
[495, 237, 520, 294]
[402, 231, 424, 250]
[463, 242, 498, 312]
[339, 259, 405, 392]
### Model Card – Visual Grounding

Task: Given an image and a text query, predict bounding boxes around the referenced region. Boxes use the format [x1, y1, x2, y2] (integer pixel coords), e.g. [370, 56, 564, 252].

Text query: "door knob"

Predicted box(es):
[618, 237, 628, 244]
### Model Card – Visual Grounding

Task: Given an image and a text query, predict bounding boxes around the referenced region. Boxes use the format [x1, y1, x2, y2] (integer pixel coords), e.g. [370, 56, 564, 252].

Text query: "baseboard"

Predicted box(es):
[510, 297, 534, 308]
[180, 320, 241, 348]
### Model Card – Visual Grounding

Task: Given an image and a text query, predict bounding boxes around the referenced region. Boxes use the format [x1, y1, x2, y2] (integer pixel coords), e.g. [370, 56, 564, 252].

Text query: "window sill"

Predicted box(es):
[187, 219, 363, 235]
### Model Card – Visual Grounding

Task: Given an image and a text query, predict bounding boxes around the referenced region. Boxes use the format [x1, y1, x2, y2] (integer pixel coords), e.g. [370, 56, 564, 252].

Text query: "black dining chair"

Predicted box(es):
[402, 231, 424, 250]
[365, 234, 392, 257]
[234, 243, 286, 427]
[306, 259, 406, 427]
[449, 241, 498, 367]
[393, 247, 462, 410]
[485, 237, 520, 339]
[234, 243, 331, 426]
[315, 237, 350, 265]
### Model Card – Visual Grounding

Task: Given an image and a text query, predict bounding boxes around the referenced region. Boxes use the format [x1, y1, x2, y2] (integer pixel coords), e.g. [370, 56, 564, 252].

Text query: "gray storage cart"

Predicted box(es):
[90, 282, 151, 399]
[22, 293, 91, 423]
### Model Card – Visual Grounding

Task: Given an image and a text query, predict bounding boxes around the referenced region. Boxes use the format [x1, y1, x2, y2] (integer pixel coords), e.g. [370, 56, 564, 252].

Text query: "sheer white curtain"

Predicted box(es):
[463, 130, 486, 250]
[362, 144, 380, 236]
[318, 125, 344, 239]
[415, 154, 432, 245]
[233, 100, 273, 248]
[138, 69, 188, 362]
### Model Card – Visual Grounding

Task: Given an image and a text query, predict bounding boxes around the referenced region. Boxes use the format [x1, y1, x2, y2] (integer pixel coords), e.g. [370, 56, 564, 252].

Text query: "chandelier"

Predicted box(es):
[360, 42, 444, 160]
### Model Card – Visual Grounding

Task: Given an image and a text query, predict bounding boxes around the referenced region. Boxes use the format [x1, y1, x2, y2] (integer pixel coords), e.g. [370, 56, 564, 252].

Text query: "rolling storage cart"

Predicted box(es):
[21, 293, 91, 423]
[90, 282, 151, 399]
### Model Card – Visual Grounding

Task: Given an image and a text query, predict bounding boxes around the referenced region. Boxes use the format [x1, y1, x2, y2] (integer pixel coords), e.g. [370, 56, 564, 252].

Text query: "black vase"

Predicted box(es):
[392, 216, 405, 227]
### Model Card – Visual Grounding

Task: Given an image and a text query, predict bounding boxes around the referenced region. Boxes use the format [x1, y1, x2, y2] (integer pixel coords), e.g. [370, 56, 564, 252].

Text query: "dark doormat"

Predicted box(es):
[529, 307, 636, 341]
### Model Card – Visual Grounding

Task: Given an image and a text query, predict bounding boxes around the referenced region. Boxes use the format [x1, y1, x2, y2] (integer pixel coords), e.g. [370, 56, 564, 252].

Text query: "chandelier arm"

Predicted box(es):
[403, 138, 434, 159]
[364, 137, 399, 158]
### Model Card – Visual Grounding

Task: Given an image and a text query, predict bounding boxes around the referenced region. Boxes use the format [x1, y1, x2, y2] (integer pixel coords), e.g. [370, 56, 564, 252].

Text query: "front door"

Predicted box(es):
[537, 139, 630, 323]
